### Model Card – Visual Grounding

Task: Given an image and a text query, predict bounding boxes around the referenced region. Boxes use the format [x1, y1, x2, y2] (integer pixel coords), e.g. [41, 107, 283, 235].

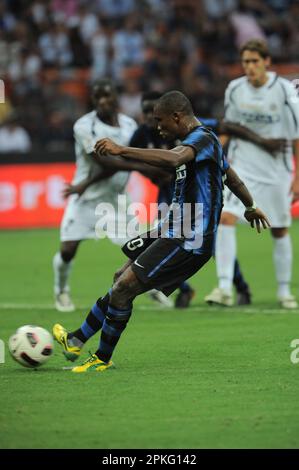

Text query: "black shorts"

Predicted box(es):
[122, 232, 211, 296]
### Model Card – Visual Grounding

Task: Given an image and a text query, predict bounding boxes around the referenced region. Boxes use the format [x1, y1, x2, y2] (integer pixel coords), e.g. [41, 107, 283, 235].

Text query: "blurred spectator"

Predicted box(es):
[90, 23, 111, 79]
[73, 4, 100, 44]
[112, 15, 144, 79]
[285, 1, 299, 60]
[96, 0, 136, 20]
[0, 0, 17, 32]
[119, 79, 142, 120]
[202, 0, 237, 19]
[69, 26, 91, 67]
[51, 0, 79, 23]
[265, 0, 293, 14]
[229, 0, 266, 48]
[30, 0, 50, 25]
[38, 23, 73, 67]
[0, 111, 32, 153]
[8, 46, 41, 90]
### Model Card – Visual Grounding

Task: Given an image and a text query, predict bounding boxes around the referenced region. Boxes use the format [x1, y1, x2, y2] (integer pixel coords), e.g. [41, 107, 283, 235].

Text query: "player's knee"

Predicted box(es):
[220, 212, 237, 226]
[111, 278, 132, 302]
[271, 227, 288, 238]
[60, 249, 75, 263]
[60, 241, 79, 262]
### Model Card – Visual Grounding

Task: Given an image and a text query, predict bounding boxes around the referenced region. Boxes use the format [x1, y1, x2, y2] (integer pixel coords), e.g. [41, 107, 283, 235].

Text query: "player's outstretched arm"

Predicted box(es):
[94, 151, 174, 183]
[220, 121, 286, 155]
[225, 167, 271, 233]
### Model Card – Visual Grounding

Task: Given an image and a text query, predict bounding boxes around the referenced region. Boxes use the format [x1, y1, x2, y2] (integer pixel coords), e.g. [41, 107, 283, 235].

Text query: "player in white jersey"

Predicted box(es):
[205, 39, 299, 309]
[53, 80, 161, 312]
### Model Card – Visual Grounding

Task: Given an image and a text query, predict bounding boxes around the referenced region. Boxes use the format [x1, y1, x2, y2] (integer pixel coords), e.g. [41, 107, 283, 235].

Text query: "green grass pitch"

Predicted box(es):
[0, 222, 299, 449]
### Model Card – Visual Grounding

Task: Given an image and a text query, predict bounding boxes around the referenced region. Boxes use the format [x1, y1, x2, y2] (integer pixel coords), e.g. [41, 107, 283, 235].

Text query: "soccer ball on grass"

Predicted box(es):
[8, 325, 54, 368]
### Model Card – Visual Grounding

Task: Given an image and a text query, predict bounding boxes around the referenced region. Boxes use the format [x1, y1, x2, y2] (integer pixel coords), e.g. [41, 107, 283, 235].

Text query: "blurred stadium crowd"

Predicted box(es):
[0, 0, 298, 152]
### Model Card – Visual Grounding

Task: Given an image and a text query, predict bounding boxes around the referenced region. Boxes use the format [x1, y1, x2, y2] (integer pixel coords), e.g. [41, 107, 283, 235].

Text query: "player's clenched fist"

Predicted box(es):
[94, 138, 123, 156]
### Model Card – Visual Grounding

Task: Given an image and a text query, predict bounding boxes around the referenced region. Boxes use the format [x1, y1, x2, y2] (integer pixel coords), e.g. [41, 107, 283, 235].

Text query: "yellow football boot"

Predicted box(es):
[71, 353, 114, 373]
[52, 323, 81, 362]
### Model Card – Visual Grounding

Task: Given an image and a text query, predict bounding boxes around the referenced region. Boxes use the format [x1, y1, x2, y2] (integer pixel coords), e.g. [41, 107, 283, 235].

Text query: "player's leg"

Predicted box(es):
[272, 227, 297, 309]
[233, 259, 252, 305]
[205, 211, 238, 306]
[53, 260, 133, 361]
[72, 266, 147, 372]
[68, 259, 133, 343]
[216, 212, 238, 300]
[53, 240, 80, 312]
[95, 267, 145, 361]
[175, 281, 195, 308]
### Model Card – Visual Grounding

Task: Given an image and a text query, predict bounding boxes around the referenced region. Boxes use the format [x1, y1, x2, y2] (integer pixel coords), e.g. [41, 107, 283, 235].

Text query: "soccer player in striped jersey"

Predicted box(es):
[53, 90, 270, 372]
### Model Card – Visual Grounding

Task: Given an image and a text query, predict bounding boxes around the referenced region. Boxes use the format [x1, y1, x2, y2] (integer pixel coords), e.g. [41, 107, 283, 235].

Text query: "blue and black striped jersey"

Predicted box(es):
[161, 125, 229, 255]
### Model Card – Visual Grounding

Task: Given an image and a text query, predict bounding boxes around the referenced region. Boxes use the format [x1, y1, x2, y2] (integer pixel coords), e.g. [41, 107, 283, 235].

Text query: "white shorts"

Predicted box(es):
[223, 177, 293, 228]
[60, 194, 130, 245]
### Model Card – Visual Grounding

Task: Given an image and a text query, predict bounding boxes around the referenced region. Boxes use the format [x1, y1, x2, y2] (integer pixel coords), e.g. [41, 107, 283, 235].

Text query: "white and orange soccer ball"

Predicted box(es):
[8, 325, 54, 368]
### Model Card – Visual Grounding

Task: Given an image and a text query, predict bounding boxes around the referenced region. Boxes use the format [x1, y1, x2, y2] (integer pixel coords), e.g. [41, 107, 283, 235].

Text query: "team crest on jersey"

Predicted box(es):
[176, 164, 187, 181]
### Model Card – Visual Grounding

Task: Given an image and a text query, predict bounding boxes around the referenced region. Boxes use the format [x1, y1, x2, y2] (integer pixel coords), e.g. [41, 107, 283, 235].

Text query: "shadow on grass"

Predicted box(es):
[5, 366, 67, 373]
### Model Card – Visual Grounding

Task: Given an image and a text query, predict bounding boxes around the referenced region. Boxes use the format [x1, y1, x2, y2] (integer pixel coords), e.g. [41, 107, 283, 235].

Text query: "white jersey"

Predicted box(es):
[72, 110, 137, 200]
[225, 71, 299, 184]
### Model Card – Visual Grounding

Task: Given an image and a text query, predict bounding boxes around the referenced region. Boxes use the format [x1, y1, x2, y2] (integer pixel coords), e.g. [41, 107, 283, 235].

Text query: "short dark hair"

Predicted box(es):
[92, 79, 117, 98]
[240, 39, 270, 59]
[141, 91, 162, 103]
[155, 91, 193, 116]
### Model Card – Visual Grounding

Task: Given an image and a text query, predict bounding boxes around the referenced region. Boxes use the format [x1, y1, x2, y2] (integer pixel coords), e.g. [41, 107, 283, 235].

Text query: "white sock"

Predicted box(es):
[215, 225, 236, 294]
[53, 252, 73, 295]
[273, 234, 292, 298]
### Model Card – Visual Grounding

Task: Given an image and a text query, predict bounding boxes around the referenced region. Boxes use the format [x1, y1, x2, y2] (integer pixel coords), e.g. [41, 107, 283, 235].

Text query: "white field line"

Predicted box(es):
[0, 302, 298, 314]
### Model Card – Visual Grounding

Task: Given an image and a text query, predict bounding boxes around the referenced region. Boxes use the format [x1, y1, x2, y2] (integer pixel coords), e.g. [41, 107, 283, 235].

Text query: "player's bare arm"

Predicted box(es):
[225, 166, 271, 232]
[94, 154, 172, 182]
[94, 138, 194, 168]
[62, 167, 116, 198]
[220, 121, 287, 154]
[94, 149, 175, 176]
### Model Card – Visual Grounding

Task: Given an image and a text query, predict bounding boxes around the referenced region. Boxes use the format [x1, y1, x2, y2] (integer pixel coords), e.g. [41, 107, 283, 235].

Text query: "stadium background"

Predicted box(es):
[1, 0, 299, 450]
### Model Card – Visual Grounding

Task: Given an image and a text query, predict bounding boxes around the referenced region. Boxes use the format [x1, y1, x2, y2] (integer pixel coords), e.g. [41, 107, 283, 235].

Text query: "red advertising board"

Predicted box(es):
[0, 163, 74, 229]
[0, 162, 298, 229]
